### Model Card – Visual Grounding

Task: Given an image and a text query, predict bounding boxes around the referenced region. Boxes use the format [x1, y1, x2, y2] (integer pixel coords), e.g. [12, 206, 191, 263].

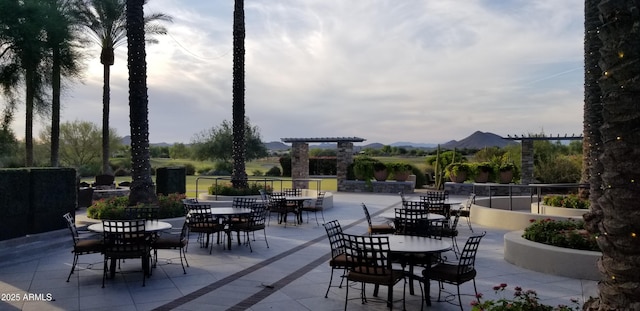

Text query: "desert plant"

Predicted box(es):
[472, 283, 580, 310]
[522, 218, 599, 251]
[208, 181, 271, 196]
[445, 162, 472, 181]
[542, 194, 590, 209]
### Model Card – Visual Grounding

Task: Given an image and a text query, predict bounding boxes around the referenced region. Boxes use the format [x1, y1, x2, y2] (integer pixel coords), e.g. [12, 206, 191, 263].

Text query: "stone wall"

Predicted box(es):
[341, 180, 414, 193]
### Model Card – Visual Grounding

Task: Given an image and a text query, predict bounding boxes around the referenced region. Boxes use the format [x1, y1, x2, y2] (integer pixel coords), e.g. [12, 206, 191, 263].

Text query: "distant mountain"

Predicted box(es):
[264, 141, 289, 151]
[440, 131, 517, 149]
[390, 142, 438, 148]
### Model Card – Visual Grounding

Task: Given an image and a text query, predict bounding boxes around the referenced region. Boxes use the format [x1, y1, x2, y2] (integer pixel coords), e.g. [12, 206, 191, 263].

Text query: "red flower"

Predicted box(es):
[500, 283, 507, 288]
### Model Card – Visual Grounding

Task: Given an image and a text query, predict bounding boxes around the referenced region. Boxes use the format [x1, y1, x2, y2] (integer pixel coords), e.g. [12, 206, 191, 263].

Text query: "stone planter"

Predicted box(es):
[374, 169, 389, 181]
[449, 172, 467, 183]
[394, 171, 410, 182]
[504, 230, 600, 280]
[474, 171, 489, 183]
[499, 170, 513, 183]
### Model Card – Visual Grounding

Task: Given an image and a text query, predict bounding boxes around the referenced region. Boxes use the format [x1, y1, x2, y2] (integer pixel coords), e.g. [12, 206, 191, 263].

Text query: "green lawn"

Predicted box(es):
[86, 155, 426, 198]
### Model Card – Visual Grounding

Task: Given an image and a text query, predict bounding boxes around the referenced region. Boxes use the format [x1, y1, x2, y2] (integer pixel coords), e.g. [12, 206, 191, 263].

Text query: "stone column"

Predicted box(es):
[521, 139, 534, 184]
[291, 142, 309, 189]
[337, 141, 354, 192]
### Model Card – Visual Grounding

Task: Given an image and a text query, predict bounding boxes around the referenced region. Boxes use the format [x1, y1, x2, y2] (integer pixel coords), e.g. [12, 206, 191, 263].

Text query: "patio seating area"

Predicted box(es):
[0, 192, 597, 310]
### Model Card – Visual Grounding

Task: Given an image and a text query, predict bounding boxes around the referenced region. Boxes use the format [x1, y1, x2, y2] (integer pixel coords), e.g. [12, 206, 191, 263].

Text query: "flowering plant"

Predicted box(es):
[471, 283, 580, 311]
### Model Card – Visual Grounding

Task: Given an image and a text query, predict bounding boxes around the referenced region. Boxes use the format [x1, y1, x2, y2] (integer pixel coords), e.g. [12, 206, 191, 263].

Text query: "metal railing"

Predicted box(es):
[469, 182, 589, 211]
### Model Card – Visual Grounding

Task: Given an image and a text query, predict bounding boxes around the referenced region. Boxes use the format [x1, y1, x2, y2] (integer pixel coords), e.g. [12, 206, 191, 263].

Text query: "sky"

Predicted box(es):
[9, 0, 585, 146]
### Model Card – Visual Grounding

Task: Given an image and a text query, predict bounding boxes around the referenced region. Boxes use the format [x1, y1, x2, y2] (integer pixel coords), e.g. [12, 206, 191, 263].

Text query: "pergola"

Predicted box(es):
[281, 137, 365, 191]
[503, 134, 583, 184]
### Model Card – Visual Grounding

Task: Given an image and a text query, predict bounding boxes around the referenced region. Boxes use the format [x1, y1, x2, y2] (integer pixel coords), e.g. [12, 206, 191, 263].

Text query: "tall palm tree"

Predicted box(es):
[231, 0, 248, 188]
[79, 0, 170, 175]
[0, 0, 50, 166]
[42, 0, 85, 167]
[583, 0, 640, 309]
[580, 0, 604, 201]
[125, 0, 155, 205]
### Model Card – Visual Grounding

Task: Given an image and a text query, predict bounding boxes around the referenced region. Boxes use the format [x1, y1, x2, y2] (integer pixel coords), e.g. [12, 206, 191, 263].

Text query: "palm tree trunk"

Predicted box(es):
[25, 67, 35, 167]
[102, 62, 113, 174]
[126, 0, 156, 205]
[50, 46, 61, 167]
[231, 0, 247, 188]
[583, 1, 640, 309]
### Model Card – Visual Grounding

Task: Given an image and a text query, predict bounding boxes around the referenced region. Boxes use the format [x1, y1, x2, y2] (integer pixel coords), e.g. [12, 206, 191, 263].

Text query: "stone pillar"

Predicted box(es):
[291, 142, 309, 189]
[521, 139, 534, 184]
[337, 141, 354, 192]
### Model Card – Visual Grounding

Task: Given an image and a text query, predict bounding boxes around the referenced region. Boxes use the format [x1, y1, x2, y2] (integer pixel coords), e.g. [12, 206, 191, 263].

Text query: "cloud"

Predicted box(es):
[8, 0, 584, 145]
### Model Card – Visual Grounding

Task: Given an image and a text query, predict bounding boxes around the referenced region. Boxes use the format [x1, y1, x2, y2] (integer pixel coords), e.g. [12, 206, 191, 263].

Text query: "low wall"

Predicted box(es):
[529, 203, 589, 217]
[504, 230, 600, 280]
[445, 182, 531, 196]
[340, 180, 414, 194]
[92, 187, 130, 200]
[198, 189, 334, 210]
[472, 196, 581, 231]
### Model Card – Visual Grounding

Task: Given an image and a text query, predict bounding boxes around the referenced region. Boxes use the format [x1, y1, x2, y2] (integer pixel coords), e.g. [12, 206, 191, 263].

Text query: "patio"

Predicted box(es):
[0, 192, 597, 311]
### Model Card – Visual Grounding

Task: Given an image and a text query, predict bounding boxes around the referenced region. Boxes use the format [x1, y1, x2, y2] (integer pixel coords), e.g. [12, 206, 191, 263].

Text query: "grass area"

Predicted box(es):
[85, 155, 426, 198]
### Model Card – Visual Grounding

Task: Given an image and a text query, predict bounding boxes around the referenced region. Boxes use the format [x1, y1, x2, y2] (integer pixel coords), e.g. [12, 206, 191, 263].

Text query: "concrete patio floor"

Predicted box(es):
[0, 192, 598, 311]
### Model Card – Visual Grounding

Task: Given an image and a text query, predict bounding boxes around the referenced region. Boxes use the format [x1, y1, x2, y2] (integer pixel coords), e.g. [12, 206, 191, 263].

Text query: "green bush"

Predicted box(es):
[208, 181, 271, 195]
[197, 166, 214, 175]
[522, 218, 599, 251]
[183, 163, 196, 175]
[265, 166, 281, 176]
[252, 169, 263, 176]
[535, 155, 581, 183]
[114, 167, 130, 176]
[542, 194, 590, 209]
[86, 193, 187, 219]
[214, 161, 233, 175]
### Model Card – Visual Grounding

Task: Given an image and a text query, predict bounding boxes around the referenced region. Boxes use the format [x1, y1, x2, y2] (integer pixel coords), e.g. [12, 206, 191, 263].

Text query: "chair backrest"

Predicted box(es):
[63, 212, 79, 240]
[102, 220, 148, 253]
[393, 208, 430, 236]
[283, 188, 301, 197]
[247, 203, 267, 227]
[426, 201, 449, 217]
[95, 174, 115, 186]
[421, 191, 447, 203]
[343, 233, 392, 276]
[361, 203, 373, 227]
[185, 204, 215, 228]
[447, 210, 461, 230]
[457, 232, 486, 274]
[233, 197, 257, 209]
[323, 220, 345, 258]
[258, 189, 268, 202]
[402, 200, 426, 210]
[314, 192, 325, 209]
[462, 193, 476, 210]
[124, 206, 159, 220]
[398, 192, 406, 202]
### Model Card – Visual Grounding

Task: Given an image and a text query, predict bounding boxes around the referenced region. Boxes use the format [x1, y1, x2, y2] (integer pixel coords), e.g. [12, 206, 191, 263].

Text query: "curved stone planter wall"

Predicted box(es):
[198, 189, 334, 210]
[529, 203, 589, 217]
[472, 196, 582, 231]
[504, 230, 600, 280]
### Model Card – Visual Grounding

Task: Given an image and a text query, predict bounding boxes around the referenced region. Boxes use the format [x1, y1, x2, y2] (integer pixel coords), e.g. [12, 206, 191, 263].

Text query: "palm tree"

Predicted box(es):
[0, 0, 50, 166]
[231, 0, 248, 188]
[42, 0, 85, 167]
[579, 0, 603, 201]
[79, 0, 170, 175]
[583, 1, 640, 309]
[125, 0, 155, 205]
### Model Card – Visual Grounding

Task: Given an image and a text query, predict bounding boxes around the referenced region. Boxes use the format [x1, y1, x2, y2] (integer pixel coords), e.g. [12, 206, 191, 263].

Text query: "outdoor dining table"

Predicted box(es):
[283, 196, 314, 224]
[88, 220, 173, 277]
[207, 207, 253, 250]
[87, 220, 172, 233]
[384, 234, 452, 306]
[378, 211, 446, 222]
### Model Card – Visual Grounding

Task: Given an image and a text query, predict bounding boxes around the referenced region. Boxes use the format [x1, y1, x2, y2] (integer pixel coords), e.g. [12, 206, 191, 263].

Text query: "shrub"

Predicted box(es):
[265, 166, 281, 176]
[183, 163, 196, 175]
[472, 283, 580, 310]
[252, 169, 263, 176]
[87, 196, 129, 219]
[542, 194, 590, 209]
[214, 161, 233, 175]
[208, 181, 271, 196]
[522, 218, 599, 251]
[197, 166, 214, 175]
[114, 167, 130, 176]
[86, 193, 187, 219]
